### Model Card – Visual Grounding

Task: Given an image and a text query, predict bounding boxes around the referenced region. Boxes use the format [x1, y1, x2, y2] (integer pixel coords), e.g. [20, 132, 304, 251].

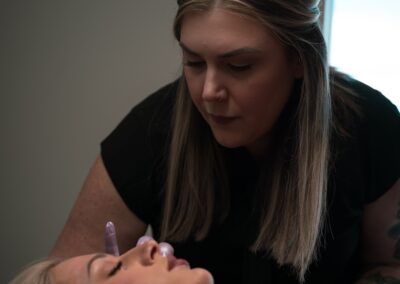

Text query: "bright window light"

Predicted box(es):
[329, 0, 400, 110]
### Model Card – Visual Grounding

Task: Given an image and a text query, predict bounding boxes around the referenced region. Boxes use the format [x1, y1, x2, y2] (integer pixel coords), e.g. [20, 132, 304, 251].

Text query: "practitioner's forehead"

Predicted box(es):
[180, 8, 281, 59]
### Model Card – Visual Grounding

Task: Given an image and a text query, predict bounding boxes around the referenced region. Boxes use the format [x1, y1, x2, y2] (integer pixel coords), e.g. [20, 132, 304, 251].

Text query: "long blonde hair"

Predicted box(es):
[161, 0, 343, 282]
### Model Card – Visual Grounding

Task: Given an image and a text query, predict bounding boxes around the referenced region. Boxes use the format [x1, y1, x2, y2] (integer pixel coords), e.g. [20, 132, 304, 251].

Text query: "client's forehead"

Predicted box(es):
[50, 254, 96, 283]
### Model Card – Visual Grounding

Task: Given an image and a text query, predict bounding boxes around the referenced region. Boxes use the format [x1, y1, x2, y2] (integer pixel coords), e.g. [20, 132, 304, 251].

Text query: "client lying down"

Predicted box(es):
[11, 222, 214, 284]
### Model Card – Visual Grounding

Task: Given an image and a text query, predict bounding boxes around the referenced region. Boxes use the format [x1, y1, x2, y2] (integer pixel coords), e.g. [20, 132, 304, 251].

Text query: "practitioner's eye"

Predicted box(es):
[227, 63, 252, 72]
[108, 261, 123, 277]
[184, 60, 206, 69]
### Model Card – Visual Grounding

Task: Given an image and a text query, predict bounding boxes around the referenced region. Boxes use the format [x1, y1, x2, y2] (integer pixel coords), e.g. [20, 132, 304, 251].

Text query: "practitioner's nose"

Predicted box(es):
[202, 68, 227, 102]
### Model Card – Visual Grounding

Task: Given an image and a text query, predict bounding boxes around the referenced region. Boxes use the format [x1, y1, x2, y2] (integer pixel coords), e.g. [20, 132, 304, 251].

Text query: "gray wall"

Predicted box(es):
[0, 1, 180, 282]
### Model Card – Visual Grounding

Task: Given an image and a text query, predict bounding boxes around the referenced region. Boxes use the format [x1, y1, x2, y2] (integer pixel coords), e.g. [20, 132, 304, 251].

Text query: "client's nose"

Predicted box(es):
[122, 240, 160, 266]
[140, 240, 160, 264]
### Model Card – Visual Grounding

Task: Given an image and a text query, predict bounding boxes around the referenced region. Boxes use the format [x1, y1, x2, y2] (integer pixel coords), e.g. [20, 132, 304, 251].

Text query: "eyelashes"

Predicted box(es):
[228, 64, 252, 72]
[108, 261, 123, 277]
[183, 60, 252, 72]
[184, 60, 205, 69]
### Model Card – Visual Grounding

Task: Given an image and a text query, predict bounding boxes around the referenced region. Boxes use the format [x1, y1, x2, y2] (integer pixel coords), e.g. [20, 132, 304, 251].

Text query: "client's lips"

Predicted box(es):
[167, 255, 190, 270]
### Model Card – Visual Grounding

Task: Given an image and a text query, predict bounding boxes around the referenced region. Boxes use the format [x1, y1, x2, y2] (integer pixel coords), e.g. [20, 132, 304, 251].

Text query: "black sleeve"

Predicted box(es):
[357, 81, 400, 203]
[100, 80, 178, 223]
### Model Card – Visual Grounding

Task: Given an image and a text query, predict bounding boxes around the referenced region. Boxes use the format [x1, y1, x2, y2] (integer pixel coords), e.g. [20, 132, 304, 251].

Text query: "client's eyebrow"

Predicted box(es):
[179, 42, 261, 58]
[87, 253, 107, 278]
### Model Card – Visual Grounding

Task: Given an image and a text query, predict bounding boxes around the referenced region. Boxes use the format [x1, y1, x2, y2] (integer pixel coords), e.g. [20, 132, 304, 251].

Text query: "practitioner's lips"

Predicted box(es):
[167, 255, 190, 271]
[208, 113, 238, 125]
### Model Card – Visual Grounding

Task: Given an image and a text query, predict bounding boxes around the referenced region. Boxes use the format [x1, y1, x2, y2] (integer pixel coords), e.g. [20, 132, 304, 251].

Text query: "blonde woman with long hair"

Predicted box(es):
[48, 0, 400, 283]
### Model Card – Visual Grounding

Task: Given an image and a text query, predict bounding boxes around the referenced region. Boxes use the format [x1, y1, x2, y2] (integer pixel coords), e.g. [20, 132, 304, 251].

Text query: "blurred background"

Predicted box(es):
[329, 0, 400, 109]
[0, 1, 179, 282]
[0, 0, 398, 282]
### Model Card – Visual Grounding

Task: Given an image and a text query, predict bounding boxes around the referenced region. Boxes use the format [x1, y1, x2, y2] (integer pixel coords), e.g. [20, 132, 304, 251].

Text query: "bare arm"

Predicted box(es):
[356, 178, 400, 283]
[50, 155, 147, 257]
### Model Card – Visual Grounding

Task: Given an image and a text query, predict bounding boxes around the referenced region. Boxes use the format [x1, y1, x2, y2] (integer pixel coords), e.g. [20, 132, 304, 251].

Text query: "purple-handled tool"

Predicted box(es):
[105, 221, 120, 256]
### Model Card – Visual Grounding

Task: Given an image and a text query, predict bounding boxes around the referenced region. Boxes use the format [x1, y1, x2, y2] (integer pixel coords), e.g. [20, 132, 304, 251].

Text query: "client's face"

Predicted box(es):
[50, 240, 213, 284]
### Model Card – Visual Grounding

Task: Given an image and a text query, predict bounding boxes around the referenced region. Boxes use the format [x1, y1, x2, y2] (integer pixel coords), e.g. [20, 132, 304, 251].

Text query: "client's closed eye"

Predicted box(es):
[108, 261, 123, 277]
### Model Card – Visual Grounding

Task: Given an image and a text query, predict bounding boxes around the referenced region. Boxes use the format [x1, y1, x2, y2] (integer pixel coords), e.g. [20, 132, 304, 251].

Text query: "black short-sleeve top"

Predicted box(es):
[101, 78, 400, 284]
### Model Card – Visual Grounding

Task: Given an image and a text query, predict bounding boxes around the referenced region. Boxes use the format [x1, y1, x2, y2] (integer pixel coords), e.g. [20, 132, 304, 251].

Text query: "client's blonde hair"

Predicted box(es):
[10, 258, 62, 284]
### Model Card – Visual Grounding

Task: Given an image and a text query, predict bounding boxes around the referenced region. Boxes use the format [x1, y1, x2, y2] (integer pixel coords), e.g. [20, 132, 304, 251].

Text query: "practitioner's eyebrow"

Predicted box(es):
[87, 253, 107, 278]
[179, 42, 261, 58]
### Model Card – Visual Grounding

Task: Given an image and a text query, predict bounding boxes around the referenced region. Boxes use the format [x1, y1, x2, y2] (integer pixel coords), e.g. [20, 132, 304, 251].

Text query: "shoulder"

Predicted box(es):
[132, 79, 179, 115]
[100, 79, 179, 190]
[124, 78, 179, 125]
[99, 79, 180, 223]
[332, 73, 399, 126]
[102, 79, 179, 151]
[331, 72, 400, 203]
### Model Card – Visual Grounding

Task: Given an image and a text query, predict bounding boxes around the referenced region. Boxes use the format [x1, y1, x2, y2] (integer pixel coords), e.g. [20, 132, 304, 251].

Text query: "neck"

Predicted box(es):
[245, 134, 272, 161]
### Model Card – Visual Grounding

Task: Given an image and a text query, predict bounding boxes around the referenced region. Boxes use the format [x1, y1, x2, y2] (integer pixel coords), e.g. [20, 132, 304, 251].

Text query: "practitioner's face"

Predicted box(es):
[180, 8, 302, 157]
[50, 240, 213, 284]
